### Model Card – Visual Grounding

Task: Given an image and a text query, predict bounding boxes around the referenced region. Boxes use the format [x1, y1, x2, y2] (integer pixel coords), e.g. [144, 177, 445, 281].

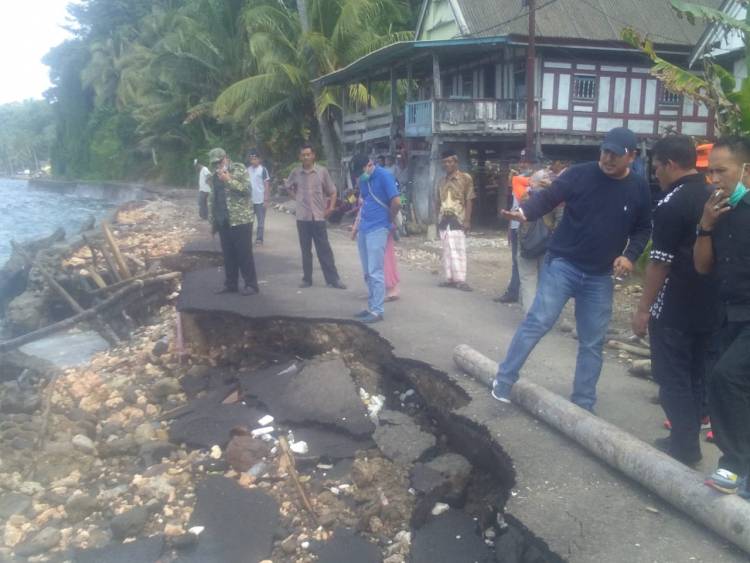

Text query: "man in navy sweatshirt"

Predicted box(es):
[493, 127, 652, 411]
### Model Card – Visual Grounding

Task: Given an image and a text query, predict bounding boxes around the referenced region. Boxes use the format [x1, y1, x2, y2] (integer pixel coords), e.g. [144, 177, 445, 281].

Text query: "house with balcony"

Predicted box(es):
[313, 0, 720, 225]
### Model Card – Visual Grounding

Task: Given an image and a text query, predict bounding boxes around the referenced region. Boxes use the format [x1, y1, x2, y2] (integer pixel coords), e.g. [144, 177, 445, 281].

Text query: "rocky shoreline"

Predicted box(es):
[0, 196, 564, 562]
[0, 195, 200, 561]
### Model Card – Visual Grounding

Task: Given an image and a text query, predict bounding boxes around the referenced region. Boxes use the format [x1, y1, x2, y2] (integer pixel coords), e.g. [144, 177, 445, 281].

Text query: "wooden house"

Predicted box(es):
[313, 0, 721, 225]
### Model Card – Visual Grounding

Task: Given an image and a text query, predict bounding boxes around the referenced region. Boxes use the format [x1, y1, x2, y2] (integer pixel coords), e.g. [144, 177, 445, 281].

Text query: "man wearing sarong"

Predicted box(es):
[436, 149, 476, 292]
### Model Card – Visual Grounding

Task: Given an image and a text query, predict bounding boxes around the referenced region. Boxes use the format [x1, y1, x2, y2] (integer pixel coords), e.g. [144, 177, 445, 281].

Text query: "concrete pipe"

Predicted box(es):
[453, 344, 750, 555]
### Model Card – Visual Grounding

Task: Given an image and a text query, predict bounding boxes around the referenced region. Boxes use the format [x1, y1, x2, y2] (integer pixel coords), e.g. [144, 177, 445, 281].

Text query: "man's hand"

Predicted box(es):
[631, 310, 650, 337]
[463, 222, 471, 232]
[700, 189, 731, 230]
[613, 256, 634, 278]
[500, 209, 526, 223]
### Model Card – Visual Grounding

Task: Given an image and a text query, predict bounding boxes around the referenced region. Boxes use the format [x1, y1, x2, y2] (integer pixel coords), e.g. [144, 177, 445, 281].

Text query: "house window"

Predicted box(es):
[461, 71, 474, 98]
[573, 75, 597, 101]
[441, 76, 453, 98]
[659, 87, 681, 106]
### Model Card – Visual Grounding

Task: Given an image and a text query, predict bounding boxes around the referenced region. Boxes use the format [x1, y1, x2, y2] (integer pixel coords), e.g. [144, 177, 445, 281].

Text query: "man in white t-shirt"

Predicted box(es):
[246, 149, 271, 245]
[195, 159, 211, 220]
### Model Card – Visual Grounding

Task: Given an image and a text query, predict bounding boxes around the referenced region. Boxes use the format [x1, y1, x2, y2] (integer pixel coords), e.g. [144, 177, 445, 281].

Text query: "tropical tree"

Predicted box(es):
[214, 0, 412, 174]
[623, 0, 750, 136]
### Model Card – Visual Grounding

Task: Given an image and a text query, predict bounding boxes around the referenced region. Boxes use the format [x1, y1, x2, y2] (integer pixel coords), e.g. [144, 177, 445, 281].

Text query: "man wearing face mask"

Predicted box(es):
[207, 147, 259, 296]
[493, 127, 652, 412]
[350, 154, 401, 324]
[694, 137, 750, 498]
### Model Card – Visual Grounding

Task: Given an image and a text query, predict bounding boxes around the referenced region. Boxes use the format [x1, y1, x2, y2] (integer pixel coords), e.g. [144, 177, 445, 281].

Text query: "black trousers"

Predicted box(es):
[709, 320, 750, 476]
[296, 220, 340, 285]
[650, 320, 716, 460]
[217, 222, 258, 290]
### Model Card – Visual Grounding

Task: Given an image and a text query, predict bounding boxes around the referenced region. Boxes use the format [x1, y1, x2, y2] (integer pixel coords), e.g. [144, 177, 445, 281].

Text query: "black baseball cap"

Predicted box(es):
[601, 127, 638, 156]
[246, 148, 259, 158]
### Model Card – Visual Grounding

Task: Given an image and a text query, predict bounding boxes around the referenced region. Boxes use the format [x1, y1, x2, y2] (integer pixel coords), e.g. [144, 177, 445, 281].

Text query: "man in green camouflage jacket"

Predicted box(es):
[208, 147, 259, 295]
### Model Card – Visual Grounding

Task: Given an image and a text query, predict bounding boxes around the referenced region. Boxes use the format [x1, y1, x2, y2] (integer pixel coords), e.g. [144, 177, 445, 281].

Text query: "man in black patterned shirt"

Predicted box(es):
[632, 135, 719, 465]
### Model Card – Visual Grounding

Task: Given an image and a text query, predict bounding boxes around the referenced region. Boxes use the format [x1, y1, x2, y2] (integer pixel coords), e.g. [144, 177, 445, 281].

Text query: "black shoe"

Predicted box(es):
[494, 292, 518, 303]
[240, 286, 259, 296]
[299, 280, 312, 288]
[654, 437, 702, 466]
[215, 287, 238, 294]
[327, 281, 347, 290]
[255, 240, 263, 246]
[354, 310, 371, 319]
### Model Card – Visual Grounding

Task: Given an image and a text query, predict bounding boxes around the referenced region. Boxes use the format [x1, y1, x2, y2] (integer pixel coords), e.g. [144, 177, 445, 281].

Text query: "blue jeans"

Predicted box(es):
[253, 204, 266, 241]
[357, 227, 390, 316]
[495, 255, 613, 411]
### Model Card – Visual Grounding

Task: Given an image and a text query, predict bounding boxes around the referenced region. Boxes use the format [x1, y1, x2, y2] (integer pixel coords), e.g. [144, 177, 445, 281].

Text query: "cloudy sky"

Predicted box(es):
[0, 0, 74, 104]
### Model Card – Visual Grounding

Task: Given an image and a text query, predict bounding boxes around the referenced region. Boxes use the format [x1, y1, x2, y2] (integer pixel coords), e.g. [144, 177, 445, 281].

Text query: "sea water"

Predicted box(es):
[0, 178, 115, 263]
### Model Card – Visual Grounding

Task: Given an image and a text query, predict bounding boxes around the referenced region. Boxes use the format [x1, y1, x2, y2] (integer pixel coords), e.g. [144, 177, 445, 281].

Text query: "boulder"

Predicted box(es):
[65, 493, 99, 522]
[72, 434, 96, 454]
[150, 377, 181, 402]
[225, 435, 271, 472]
[14, 527, 61, 557]
[139, 441, 178, 466]
[110, 506, 148, 540]
[5, 291, 49, 336]
[0, 493, 31, 519]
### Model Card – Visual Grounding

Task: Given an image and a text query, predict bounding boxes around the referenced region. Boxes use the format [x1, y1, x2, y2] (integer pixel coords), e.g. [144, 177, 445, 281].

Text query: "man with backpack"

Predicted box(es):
[492, 128, 652, 412]
[517, 167, 563, 313]
[350, 154, 401, 324]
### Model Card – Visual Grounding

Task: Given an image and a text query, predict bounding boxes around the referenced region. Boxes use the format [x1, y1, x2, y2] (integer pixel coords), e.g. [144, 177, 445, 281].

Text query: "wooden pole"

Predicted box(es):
[453, 344, 750, 556]
[83, 268, 107, 289]
[11, 243, 121, 345]
[102, 222, 132, 279]
[278, 436, 318, 526]
[0, 273, 180, 353]
[525, 0, 537, 161]
[390, 67, 398, 156]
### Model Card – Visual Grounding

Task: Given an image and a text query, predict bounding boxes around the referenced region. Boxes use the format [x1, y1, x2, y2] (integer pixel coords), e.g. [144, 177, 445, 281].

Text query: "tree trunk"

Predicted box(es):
[297, 0, 341, 187]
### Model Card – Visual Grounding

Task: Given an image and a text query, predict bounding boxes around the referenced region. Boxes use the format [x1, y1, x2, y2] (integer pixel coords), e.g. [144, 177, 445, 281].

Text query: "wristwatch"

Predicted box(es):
[696, 225, 713, 237]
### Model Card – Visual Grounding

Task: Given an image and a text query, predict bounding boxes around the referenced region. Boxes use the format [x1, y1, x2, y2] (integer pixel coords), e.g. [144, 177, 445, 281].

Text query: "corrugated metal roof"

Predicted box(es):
[312, 37, 509, 86]
[457, 0, 723, 45]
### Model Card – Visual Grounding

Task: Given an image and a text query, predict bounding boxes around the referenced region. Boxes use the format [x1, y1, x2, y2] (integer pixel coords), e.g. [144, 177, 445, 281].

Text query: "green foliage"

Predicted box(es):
[622, 0, 750, 138]
[0, 100, 55, 176]
[42, 0, 413, 185]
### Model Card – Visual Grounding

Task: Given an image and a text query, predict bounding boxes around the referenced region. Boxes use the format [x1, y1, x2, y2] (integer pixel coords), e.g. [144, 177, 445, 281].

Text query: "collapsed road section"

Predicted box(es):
[169, 309, 565, 563]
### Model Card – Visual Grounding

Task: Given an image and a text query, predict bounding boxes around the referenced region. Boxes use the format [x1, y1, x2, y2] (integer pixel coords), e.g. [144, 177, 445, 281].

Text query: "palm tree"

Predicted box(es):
[214, 0, 412, 175]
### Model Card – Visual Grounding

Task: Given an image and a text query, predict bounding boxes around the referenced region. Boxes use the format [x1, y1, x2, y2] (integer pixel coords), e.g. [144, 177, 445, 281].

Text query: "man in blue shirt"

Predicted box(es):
[351, 154, 401, 324]
[493, 128, 652, 412]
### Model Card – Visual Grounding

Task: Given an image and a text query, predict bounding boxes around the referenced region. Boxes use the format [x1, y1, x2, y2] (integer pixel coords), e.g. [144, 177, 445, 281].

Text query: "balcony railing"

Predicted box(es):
[405, 98, 527, 137]
[405, 100, 433, 137]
